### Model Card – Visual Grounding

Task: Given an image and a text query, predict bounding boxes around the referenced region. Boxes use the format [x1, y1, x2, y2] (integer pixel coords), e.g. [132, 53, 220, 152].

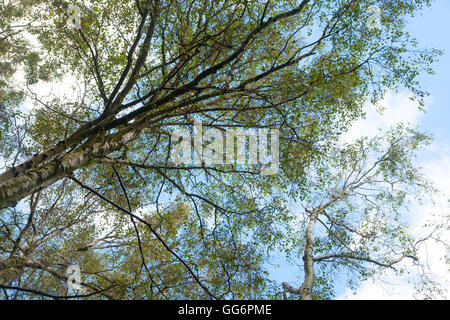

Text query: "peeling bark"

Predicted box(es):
[0, 258, 26, 285]
[281, 209, 318, 300]
[0, 128, 141, 209]
[300, 209, 318, 300]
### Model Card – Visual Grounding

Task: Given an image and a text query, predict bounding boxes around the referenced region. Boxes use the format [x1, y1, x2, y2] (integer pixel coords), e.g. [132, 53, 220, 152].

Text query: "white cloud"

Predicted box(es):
[20, 74, 81, 114]
[338, 91, 450, 300]
[342, 91, 431, 142]
[339, 278, 415, 300]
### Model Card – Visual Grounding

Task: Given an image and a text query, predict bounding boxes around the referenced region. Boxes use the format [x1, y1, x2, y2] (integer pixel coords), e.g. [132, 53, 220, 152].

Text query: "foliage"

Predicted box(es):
[0, 0, 446, 299]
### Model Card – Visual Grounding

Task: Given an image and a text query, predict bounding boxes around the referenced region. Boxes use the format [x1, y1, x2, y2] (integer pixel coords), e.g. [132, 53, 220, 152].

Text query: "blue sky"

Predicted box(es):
[336, 1, 450, 298]
[8, 1, 450, 299]
[268, 1, 450, 299]
[408, 1, 450, 139]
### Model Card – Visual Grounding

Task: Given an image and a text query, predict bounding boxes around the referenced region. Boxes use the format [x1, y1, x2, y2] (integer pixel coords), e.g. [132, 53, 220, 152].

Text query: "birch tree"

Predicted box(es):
[282, 127, 448, 300]
[0, 0, 444, 299]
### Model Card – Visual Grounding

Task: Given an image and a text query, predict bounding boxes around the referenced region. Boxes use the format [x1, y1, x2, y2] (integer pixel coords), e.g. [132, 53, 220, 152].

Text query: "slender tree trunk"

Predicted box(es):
[0, 127, 141, 209]
[300, 209, 317, 300]
[0, 258, 27, 285]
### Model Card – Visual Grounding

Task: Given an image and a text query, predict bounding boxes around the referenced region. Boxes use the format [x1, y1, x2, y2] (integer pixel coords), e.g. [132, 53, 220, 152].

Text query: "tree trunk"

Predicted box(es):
[0, 127, 141, 209]
[0, 258, 26, 285]
[300, 210, 317, 300]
